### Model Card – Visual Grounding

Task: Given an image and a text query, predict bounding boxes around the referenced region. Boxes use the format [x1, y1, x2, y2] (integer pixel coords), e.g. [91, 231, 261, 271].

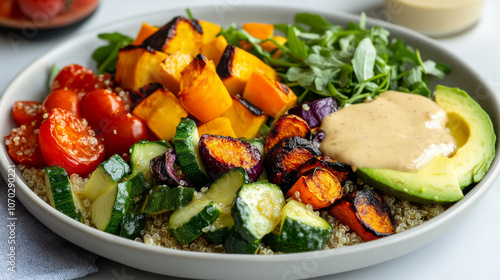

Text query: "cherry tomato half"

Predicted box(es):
[101, 113, 151, 158]
[38, 108, 105, 175]
[51, 64, 95, 98]
[12, 101, 43, 126]
[4, 121, 45, 168]
[43, 88, 81, 118]
[80, 89, 127, 130]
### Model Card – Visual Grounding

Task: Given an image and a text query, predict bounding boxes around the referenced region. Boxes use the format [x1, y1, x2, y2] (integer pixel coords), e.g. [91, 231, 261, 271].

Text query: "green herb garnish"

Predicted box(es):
[92, 32, 133, 75]
[220, 12, 450, 105]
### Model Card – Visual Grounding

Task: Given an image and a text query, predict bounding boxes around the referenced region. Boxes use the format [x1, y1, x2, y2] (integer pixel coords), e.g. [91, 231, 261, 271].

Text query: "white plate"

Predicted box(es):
[1, 5, 499, 280]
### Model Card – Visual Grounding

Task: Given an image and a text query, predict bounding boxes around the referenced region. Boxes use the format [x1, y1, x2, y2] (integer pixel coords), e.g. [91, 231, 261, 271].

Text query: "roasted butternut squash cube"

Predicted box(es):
[197, 117, 237, 138]
[221, 96, 267, 139]
[142, 16, 203, 57]
[243, 71, 297, 118]
[216, 45, 280, 95]
[200, 35, 228, 66]
[132, 87, 188, 141]
[199, 20, 222, 44]
[132, 22, 159, 45]
[114, 46, 168, 92]
[153, 51, 193, 95]
[242, 22, 274, 40]
[179, 54, 233, 123]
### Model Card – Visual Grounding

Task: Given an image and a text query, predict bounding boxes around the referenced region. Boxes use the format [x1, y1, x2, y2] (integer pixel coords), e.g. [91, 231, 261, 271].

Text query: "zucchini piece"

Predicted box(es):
[224, 228, 261, 254]
[129, 140, 171, 183]
[204, 168, 248, 244]
[232, 182, 285, 243]
[174, 118, 210, 187]
[264, 200, 332, 253]
[169, 198, 221, 244]
[126, 171, 151, 198]
[44, 166, 81, 221]
[141, 185, 195, 215]
[247, 138, 265, 157]
[91, 180, 132, 234]
[82, 154, 130, 202]
[120, 212, 146, 239]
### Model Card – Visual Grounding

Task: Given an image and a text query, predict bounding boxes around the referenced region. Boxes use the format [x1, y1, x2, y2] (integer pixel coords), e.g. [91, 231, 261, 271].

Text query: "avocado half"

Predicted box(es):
[357, 86, 495, 204]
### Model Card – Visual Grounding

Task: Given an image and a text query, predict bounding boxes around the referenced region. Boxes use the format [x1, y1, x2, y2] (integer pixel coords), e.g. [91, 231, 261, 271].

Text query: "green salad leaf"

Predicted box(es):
[92, 32, 133, 75]
[219, 12, 450, 105]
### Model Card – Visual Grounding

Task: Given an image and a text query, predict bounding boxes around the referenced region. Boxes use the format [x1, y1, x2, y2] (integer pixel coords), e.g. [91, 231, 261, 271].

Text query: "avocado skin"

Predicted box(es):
[434, 85, 496, 189]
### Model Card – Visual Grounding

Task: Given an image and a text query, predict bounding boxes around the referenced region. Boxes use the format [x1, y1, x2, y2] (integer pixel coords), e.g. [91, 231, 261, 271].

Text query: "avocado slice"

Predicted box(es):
[357, 156, 463, 204]
[434, 85, 496, 188]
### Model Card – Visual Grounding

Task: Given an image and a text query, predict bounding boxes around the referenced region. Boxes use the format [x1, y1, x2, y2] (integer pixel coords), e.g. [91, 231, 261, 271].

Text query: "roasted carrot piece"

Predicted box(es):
[295, 156, 352, 184]
[287, 167, 343, 210]
[153, 51, 193, 95]
[329, 189, 396, 241]
[197, 117, 237, 138]
[264, 114, 311, 153]
[132, 22, 160, 45]
[216, 45, 280, 95]
[132, 86, 188, 141]
[199, 20, 222, 44]
[264, 136, 321, 187]
[243, 71, 297, 118]
[200, 35, 228, 66]
[178, 54, 233, 122]
[220, 96, 267, 139]
[142, 16, 203, 57]
[199, 134, 263, 181]
[114, 46, 168, 91]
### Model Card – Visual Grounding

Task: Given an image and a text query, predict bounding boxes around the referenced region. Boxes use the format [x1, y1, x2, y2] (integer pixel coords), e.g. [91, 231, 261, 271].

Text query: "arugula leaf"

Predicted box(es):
[351, 37, 376, 82]
[92, 32, 133, 74]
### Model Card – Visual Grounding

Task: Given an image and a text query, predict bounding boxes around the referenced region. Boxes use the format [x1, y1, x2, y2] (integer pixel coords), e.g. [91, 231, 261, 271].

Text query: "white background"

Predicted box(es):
[0, 1, 499, 279]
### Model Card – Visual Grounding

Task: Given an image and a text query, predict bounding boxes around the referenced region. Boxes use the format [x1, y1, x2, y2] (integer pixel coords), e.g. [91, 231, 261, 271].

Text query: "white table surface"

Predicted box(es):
[1, 0, 499, 279]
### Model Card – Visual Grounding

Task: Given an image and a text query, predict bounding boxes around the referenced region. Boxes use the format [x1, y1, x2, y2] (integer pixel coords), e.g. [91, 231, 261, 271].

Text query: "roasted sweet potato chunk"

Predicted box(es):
[295, 156, 352, 184]
[200, 35, 228, 66]
[199, 134, 263, 182]
[221, 96, 267, 139]
[132, 22, 160, 45]
[150, 148, 192, 188]
[114, 45, 168, 91]
[264, 136, 321, 187]
[142, 16, 203, 56]
[329, 189, 396, 241]
[178, 54, 233, 122]
[264, 114, 311, 153]
[287, 167, 343, 210]
[197, 117, 237, 138]
[153, 50, 193, 95]
[216, 45, 280, 95]
[198, 20, 222, 44]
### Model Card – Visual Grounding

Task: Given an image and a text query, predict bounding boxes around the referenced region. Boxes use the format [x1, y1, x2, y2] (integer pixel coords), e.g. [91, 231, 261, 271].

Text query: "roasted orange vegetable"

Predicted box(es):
[329, 189, 396, 241]
[153, 50, 193, 95]
[262, 35, 287, 59]
[243, 71, 297, 118]
[221, 96, 267, 139]
[142, 16, 203, 57]
[287, 167, 343, 210]
[295, 156, 352, 184]
[243, 22, 274, 40]
[199, 134, 263, 182]
[264, 114, 311, 153]
[197, 117, 237, 138]
[178, 54, 233, 123]
[132, 86, 188, 141]
[216, 45, 280, 95]
[264, 136, 321, 187]
[132, 22, 160, 45]
[114, 46, 168, 91]
[200, 35, 228, 66]
[199, 20, 222, 44]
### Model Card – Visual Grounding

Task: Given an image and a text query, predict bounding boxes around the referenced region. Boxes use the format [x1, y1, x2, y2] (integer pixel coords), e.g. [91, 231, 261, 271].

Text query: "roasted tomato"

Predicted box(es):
[80, 89, 127, 130]
[4, 121, 45, 168]
[12, 101, 43, 126]
[42, 88, 81, 118]
[38, 108, 105, 175]
[51, 64, 95, 98]
[100, 113, 150, 158]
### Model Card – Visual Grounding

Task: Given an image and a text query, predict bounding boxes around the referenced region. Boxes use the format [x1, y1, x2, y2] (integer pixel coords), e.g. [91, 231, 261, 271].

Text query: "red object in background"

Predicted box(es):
[16, 0, 67, 20]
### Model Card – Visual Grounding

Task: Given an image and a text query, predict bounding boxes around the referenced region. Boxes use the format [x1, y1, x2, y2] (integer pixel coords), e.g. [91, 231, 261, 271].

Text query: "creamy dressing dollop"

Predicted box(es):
[319, 91, 457, 172]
